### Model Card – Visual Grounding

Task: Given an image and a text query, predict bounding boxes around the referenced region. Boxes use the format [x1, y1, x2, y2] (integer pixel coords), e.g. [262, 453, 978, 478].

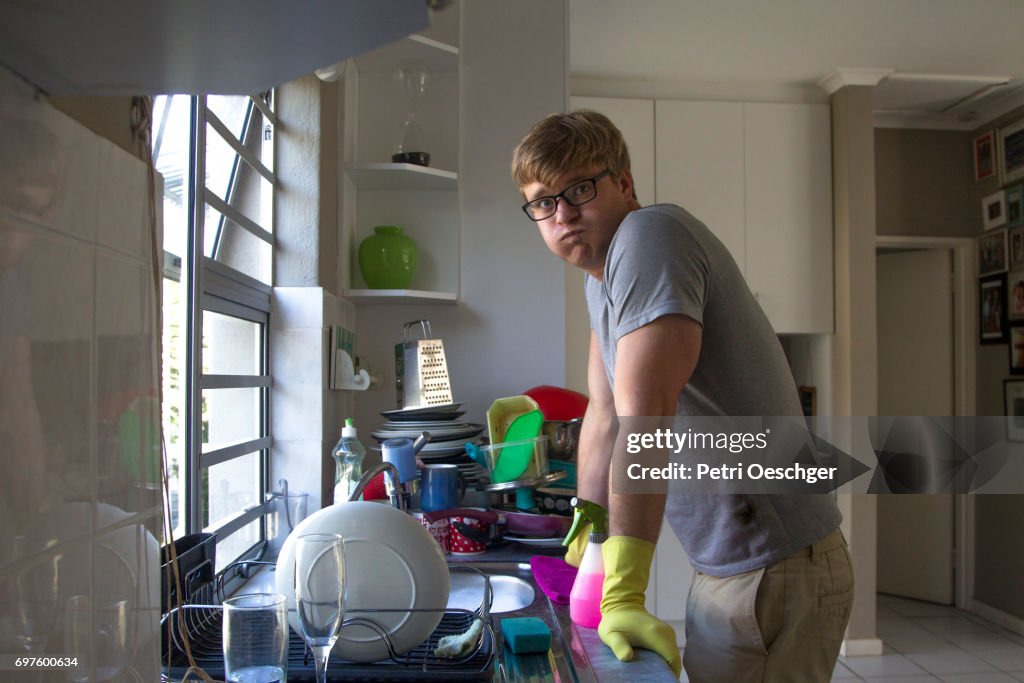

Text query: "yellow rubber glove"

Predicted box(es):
[563, 522, 590, 568]
[598, 536, 682, 678]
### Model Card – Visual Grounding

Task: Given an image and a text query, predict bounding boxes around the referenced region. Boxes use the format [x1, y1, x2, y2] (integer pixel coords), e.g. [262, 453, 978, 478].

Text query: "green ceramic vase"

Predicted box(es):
[358, 225, 419, 289]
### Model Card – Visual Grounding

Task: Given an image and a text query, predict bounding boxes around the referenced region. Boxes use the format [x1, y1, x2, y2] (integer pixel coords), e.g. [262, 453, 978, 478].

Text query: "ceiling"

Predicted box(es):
[569, 0, 1024, 129]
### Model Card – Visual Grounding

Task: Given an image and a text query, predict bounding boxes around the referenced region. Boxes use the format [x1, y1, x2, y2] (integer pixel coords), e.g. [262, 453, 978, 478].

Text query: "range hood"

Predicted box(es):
[0, 0, 433, 95]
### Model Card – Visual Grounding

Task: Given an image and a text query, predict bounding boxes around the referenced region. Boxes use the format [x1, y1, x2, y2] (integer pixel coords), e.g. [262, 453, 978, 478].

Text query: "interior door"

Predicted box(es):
[876, 248, 955, 604]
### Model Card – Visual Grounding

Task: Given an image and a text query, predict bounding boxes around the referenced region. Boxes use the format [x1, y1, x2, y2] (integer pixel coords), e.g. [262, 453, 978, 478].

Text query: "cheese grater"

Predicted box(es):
[395, 320, 453, 408]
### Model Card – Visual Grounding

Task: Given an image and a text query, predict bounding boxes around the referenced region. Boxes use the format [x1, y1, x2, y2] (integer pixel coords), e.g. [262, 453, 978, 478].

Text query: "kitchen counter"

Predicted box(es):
[236, 540, 678, 682]
[465, 546, 677, 683]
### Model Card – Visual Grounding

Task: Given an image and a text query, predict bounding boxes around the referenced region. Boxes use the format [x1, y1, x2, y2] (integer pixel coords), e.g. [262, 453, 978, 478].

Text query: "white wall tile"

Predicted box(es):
[272, 286, 325, 329]
[270, 327, 325, 440]
[96, 138, 150, 259]
[0, 73, 100, 243]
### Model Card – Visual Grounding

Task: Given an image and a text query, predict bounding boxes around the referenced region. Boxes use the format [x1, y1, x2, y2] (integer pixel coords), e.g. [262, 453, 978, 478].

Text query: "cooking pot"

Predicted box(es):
[541, 419, 582, 460]
[423, 507, 503, 548]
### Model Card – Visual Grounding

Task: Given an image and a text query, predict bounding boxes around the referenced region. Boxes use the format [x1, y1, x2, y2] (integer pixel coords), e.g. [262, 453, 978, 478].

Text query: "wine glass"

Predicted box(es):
[293, 533, 346, 683]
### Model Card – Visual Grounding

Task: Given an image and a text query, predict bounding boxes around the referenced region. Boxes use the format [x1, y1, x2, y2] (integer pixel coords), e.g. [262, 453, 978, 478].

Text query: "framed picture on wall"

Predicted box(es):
[1010, 324, 1024, 374]
[978, 229, 1008, 276]
[975, 130, 996, 181]
[1004, 379, 1024, 441]
[980, 274, 1008, 344]
[983, 190, 1007, 231]
[1006, 184, 1024, 227]
[1009, 267, 1024, 320]
[999, 117, 1024, 186]
[1010, 226, 1024, 268]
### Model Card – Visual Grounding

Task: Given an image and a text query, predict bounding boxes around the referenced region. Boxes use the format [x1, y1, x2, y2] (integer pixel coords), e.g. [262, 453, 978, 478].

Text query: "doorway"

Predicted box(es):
[875, 236, 976, 608]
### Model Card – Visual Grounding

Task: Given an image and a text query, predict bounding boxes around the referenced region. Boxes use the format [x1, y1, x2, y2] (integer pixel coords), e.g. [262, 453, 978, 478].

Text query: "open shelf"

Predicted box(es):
[344, 163, 458, 190]
[343, 289, 458, 305]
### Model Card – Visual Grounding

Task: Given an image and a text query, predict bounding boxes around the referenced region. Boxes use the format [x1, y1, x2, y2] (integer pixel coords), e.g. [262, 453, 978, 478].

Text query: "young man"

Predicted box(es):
[511, 111, 853, 682]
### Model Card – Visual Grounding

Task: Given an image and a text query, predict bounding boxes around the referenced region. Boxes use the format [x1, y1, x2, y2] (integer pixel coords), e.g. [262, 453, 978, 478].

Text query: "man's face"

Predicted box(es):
[521, 165, 635, 278]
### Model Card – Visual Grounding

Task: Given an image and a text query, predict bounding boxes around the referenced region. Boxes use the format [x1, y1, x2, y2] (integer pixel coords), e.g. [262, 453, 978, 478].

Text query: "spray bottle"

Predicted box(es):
[563, 497, 609, 629]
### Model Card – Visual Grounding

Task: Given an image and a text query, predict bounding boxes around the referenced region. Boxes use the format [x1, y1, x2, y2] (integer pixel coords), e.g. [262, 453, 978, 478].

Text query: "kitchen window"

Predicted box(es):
[152, 93, 275, 581]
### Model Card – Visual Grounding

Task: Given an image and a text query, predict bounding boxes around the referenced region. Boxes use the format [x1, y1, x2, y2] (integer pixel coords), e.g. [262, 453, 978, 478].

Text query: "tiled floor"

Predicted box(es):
[830, 594, 1024, 682]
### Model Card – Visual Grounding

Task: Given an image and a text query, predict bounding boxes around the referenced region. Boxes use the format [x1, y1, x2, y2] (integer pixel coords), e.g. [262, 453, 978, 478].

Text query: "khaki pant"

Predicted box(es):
[683, 528, 854, 683]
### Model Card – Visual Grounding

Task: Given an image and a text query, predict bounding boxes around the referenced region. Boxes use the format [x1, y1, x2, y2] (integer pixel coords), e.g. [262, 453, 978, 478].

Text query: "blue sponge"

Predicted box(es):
[500, 616, 552, 654]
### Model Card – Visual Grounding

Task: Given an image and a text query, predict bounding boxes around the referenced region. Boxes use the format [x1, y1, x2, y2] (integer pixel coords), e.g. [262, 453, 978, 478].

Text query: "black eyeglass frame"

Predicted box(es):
[521, 169, 612, 221]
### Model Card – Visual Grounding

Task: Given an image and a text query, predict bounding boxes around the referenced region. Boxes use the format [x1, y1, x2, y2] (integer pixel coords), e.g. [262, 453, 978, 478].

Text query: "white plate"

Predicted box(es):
[503, 534, 567, 548]
[275, 501, 449, 663]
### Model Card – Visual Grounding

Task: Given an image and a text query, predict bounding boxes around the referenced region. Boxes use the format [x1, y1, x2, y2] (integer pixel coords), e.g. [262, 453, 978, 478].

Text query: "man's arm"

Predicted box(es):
[596, 314, 700, 677]
[609, 314, 701, 540]
[576, 329, 617, 509]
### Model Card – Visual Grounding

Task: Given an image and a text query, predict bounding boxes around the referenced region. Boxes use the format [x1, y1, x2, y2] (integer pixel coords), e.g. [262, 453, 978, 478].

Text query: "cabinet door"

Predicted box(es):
[571, 97, 655, 207]
[744, 103, 833, 333]
[655, 100, 746, 272]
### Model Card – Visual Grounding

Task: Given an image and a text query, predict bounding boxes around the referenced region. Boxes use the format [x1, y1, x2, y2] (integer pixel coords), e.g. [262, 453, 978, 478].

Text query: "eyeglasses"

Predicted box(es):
[521, 170, 612, 221]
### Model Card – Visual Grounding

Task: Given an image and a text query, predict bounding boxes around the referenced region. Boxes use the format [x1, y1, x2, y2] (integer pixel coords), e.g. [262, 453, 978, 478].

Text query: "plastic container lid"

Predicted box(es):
[341, 417, 358, 438]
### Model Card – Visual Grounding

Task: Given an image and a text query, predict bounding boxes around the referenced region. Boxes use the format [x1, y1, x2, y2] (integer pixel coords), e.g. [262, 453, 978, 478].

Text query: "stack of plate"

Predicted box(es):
[371, 402, 489, 487]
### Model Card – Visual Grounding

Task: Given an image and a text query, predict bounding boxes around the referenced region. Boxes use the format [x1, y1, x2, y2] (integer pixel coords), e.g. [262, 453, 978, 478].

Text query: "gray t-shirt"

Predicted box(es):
[585, 204, 841, 576]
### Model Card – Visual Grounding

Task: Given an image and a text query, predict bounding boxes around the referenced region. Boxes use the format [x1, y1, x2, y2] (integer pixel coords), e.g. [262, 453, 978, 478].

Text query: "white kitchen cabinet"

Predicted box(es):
[340, 24, 461, 304]
[654, 99, 834, 333]
[656, 100, 747, 273]
[744, 103, 833, 333]
[571, 97, 656, 207]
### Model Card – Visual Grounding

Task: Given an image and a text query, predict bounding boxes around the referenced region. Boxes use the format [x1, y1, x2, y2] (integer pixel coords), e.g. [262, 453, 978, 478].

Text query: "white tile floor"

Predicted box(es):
[829, 594, 1024, 682]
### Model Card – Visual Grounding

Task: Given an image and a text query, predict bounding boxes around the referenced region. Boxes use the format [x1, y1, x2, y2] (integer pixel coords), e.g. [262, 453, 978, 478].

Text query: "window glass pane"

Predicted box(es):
[162, 276, 188, 538]
[202, 451, 260, 530]
[203, 208, 273, 284]
[202, 311, 261, 376]
[201, 388, 261, 450]
[213, 519, 261, 574]
[154, 96, 192, 541]
[206, 95, 250, 142]
[153, 95, 191, 263]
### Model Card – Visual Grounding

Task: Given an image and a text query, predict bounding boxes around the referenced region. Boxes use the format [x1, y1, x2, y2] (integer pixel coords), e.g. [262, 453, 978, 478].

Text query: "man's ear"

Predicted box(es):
[618, 168, 637, 200]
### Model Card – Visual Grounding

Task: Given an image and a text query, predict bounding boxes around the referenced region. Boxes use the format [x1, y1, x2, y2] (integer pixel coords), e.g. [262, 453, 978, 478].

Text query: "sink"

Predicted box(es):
[448, 571, 536, 614]
[448, 562, 586, 682]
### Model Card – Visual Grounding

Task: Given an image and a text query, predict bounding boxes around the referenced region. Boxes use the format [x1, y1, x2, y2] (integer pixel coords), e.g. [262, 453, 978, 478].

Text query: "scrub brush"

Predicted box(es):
[434, 572, 492, 659]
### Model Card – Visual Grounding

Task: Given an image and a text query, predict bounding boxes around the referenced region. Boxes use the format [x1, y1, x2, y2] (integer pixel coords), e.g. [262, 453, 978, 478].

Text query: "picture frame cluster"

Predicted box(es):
[977, 117, 1024, 439]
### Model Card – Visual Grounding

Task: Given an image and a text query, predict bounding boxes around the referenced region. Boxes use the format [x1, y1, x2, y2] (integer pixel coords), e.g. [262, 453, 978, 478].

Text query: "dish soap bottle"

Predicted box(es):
[563, 497, 609, 629]
[332, 418, 366, 503]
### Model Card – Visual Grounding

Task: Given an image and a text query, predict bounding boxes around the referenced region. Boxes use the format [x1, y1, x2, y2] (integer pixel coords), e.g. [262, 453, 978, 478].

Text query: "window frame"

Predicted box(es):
[159, 92, 276, 589]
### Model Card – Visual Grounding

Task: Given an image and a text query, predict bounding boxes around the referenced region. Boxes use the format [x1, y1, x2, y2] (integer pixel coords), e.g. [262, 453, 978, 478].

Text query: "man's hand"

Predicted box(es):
[598, 536, 682, 677]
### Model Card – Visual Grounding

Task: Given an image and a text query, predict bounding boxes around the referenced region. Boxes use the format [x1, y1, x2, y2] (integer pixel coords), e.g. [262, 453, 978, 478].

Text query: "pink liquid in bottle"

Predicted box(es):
[569, 570, 604, 628]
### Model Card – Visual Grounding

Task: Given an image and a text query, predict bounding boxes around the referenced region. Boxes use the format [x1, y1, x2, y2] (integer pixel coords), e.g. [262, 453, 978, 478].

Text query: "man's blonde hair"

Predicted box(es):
[511, 110, 632, 190]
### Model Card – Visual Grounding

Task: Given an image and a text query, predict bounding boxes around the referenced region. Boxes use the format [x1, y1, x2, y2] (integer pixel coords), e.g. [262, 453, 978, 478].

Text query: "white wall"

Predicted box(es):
[353, 0, 570, 436]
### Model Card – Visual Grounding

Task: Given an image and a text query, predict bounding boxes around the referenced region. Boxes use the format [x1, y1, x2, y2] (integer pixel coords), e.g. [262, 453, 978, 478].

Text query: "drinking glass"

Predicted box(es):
[294, 533, 346, 683]
[64, 594, 130, 682]
[222, 593, 288, 683]
[13, 537, 60, 654]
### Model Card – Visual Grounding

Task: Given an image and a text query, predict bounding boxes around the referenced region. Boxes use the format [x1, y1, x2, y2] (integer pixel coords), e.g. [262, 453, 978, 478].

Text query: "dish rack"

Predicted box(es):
[160, 566, 495, 681]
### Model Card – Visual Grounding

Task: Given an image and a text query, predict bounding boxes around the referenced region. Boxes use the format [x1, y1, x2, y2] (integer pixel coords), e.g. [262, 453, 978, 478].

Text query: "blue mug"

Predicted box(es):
[420, 464, 466, 512]
[382, 437, 420, 484]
